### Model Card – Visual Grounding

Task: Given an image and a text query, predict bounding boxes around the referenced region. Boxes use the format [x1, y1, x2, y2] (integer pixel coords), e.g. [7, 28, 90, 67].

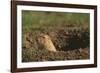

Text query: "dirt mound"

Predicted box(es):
[22, 28, 90, 62]
[22, 48, 89, 62]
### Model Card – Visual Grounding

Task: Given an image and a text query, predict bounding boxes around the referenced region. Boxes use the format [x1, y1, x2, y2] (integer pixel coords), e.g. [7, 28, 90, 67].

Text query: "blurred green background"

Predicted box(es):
[22, 10, 90, 33]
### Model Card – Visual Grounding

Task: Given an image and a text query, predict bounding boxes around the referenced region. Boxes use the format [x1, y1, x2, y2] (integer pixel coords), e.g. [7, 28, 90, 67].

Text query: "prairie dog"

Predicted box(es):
[37, 34, 57, 52]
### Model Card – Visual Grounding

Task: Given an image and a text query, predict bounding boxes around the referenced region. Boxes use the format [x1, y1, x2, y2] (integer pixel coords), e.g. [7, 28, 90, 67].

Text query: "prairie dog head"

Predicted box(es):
[37, 34, 57, 52]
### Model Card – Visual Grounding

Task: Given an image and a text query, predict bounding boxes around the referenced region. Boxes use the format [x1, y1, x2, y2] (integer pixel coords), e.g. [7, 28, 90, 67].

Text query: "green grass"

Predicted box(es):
[22, 10, 90, 33]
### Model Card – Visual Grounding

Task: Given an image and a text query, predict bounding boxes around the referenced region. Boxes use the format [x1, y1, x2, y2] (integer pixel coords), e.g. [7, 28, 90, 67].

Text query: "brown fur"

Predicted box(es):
[37, 34, 57, 52]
